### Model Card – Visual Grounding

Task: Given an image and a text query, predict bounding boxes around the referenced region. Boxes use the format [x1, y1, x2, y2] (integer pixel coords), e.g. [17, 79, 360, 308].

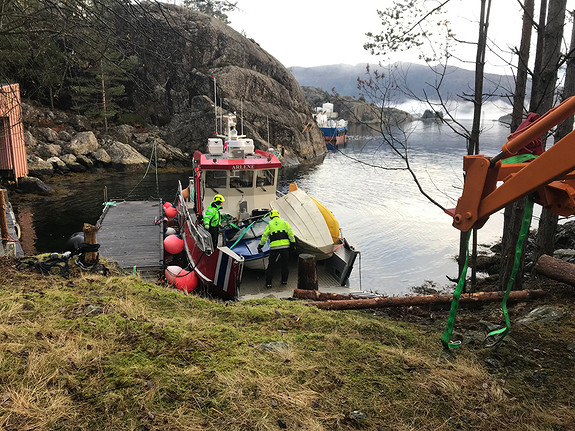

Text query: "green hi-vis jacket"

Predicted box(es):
[259, 217, 295, 249]
[204, 202, 222, 228]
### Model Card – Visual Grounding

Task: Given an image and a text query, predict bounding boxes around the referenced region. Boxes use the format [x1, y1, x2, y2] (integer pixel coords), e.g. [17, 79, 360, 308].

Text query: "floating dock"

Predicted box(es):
[97, 200, 163, 279]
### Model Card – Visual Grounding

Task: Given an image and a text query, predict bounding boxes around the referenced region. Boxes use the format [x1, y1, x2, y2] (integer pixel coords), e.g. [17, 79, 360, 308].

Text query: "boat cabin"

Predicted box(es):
[189, 115, 282, 221]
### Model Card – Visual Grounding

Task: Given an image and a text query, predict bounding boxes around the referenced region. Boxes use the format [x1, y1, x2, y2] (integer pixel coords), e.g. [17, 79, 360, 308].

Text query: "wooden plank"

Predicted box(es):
[98, 201, 163, 277]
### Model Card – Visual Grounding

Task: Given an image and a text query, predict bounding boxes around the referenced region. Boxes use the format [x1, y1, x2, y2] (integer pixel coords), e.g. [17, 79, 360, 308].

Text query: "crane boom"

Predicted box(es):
[448, 96, 575, 232]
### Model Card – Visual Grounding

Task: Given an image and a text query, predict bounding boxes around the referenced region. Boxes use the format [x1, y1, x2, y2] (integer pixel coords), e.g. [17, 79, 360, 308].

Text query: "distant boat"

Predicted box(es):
[314, 102, 348, 149]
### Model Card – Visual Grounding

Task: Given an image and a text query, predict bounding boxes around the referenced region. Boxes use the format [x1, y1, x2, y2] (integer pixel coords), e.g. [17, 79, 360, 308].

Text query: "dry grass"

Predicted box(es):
[1, 256, 575, 430]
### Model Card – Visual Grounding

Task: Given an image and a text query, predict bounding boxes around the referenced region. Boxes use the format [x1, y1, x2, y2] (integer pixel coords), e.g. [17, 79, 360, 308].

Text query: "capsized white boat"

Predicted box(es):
[270, 188, 336, 259]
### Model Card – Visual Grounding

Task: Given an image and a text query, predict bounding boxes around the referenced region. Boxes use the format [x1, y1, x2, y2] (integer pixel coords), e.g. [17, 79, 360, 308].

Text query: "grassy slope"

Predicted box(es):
[0, 257, 574, 430]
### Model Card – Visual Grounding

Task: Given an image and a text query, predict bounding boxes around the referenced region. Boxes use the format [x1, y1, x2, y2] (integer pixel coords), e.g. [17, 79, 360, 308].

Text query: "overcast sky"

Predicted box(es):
[227, 1, 572, 74]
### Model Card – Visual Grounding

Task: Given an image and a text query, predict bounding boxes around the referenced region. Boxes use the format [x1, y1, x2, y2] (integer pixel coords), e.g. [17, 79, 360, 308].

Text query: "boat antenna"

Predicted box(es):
[267, 115, 270, 144]
[240, 99, 244, 135]
[212, 75, 217, 135]
[219, 97, 223, 134]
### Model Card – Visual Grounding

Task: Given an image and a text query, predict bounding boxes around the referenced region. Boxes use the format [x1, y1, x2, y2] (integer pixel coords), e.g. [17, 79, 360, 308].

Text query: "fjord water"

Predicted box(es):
[13, 119, 511, 295]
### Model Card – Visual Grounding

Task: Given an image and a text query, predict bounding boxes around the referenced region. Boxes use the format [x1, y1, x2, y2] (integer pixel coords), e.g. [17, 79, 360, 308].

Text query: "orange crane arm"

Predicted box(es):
[448, 96, 575, 232]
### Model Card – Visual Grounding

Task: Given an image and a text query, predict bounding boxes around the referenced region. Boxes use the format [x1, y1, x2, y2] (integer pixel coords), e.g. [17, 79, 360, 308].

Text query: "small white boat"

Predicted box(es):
[271, 188, 336, 259]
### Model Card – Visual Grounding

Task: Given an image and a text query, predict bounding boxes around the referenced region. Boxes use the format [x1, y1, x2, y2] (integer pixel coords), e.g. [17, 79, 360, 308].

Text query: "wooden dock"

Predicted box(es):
[98, 200, 163, 279]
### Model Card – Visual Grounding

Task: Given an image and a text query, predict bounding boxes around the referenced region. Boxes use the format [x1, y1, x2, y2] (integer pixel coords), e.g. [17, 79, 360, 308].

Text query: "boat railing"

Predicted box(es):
[177, 181, 214, 254]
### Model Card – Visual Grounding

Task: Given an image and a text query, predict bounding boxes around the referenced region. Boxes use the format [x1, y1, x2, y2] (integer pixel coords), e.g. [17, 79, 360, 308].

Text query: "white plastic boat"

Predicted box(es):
[271, 188, 336, 259]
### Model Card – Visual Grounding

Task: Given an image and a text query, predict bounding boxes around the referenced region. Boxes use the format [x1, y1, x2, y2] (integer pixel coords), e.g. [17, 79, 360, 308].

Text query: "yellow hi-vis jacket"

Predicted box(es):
[204, 202, 222, 228]
[259, 217, 295, 249]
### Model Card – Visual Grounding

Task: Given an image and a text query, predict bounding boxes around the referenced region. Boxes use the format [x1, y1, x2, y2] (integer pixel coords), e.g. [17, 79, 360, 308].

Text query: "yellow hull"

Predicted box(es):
[309, 196, 340, 243]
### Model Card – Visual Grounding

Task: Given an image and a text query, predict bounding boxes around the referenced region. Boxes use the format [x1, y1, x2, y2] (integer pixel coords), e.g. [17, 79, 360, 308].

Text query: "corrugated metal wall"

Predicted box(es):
[0, 84, 28, 179]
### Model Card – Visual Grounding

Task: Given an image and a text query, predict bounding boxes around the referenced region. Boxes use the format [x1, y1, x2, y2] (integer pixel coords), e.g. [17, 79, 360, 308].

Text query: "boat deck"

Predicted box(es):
[98, 200, 163, 279]
[238, 254, 360, 300]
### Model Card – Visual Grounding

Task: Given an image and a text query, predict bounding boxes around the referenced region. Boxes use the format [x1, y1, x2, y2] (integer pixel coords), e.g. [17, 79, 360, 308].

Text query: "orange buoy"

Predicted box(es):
[175, 270, 198, 293]
[165, 265, 183, 284]
[182, 187, 190, 199]
[165, 206, 177, 219]
[164, 234, 184, 254]
[163, 201, 172, 209]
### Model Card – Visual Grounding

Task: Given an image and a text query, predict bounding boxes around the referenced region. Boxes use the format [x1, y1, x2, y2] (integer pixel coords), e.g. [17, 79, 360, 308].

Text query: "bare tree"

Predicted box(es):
[363, 0, 500, 291]
[533, 0, 568, 261]
[500, 0, 536, 292]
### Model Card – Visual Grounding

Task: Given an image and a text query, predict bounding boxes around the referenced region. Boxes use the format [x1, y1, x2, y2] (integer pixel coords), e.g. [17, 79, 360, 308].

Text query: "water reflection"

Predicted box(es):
[11, 119, 512, 295]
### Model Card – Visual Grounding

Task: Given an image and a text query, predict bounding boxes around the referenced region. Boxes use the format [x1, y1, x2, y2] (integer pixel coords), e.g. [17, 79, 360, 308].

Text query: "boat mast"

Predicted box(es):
[240, 99, 244, 136]
[213, 76, 217, 135]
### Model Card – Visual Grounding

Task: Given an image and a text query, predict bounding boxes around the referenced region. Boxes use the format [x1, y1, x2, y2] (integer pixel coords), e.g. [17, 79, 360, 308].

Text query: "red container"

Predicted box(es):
[0, 84, 28, 180]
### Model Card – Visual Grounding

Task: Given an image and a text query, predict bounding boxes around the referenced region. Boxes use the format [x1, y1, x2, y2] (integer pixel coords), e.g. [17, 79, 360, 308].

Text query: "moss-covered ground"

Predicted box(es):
[0, 257, 574, 430]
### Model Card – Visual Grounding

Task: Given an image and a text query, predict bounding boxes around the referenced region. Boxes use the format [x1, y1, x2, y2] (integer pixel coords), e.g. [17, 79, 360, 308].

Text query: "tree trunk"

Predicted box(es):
[529, 0, 548, 111]
[534, 254, 575, 285]
[501, 0, 539, 291]
[459, 0, 492, 292]
[511, 0, 535, 131]
[293, 289, 368, 301]
[307, 290, 545, 310]
[534, 1, 569, 262]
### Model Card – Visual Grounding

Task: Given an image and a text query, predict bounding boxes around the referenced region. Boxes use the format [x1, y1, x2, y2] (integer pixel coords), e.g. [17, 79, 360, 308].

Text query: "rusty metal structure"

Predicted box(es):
[0, 83, 28, 180]
[447, 95, 575, 232]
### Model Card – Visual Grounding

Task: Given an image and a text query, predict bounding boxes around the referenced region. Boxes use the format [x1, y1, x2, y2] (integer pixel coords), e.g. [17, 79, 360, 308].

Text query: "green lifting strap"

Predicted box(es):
[229, 215, 270, 250]
[484, 153, 537, 346]
[229, 220, 256, 250]
[441, 153, 537, 350]
[441, 231, 471, 350]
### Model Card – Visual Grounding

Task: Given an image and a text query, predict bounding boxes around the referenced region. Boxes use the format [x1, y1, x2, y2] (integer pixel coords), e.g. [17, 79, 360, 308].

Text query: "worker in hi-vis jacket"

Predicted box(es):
[204, 194, 225, 248]
[257, 210, 295, 288]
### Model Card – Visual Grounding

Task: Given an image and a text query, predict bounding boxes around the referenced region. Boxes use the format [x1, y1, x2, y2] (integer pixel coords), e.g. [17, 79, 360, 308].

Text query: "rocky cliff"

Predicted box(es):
[19, 2, 326, 182]
[118, 3, 325, 163]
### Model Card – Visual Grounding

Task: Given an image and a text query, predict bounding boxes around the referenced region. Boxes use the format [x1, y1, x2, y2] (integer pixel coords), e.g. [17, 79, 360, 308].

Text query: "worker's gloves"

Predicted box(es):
[257, 245, 263, 253]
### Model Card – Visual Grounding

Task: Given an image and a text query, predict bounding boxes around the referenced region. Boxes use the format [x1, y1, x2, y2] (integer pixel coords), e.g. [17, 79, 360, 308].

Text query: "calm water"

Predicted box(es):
[12, 119, 514, 295]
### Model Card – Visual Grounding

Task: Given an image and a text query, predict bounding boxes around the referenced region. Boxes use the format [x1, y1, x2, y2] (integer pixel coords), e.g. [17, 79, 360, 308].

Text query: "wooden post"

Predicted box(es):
[298, 253, 317, 290]
[0, 189, 9, 244]
[83, 223, 99, 264]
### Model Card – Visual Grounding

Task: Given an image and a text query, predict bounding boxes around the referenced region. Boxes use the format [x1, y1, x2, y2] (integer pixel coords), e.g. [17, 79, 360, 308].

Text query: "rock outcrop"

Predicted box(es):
[18, 3, 326, 179]
[22, 101, 185, 177]
[117, 3, 325, 161]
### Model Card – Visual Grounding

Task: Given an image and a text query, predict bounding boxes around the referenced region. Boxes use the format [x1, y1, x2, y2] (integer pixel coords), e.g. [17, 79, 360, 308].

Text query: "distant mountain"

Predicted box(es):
[289, 62, 520, 104]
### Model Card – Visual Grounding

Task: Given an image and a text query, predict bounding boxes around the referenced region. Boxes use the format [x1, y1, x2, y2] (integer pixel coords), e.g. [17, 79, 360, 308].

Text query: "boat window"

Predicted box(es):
[256, 169, 275, 187]
[205, 170, 227, 188]
[230, 170, 253, 188]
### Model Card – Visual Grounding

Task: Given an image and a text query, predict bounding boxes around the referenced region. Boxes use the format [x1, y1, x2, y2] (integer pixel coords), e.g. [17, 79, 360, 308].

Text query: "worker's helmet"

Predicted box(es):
[270, 210, 280, 218]
[213, 194, 225, 203]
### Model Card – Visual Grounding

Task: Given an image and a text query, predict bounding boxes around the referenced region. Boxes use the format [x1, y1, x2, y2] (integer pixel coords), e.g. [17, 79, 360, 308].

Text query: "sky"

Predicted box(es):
[226, 1, 570, 74]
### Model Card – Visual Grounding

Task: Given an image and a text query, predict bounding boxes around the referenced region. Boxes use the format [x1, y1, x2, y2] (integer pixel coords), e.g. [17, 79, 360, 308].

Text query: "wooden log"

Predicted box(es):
[297, 253, 318, 290]
[535, 254, 575, 286]
[0, 189, 8, 243]
[83, 223, 99, 264]
[307, 289, 546, 310]
[293, 288, 368, 301]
